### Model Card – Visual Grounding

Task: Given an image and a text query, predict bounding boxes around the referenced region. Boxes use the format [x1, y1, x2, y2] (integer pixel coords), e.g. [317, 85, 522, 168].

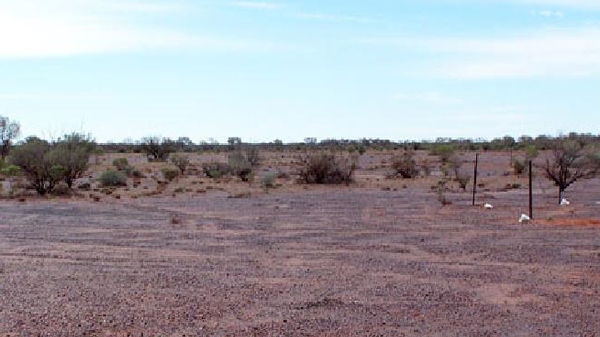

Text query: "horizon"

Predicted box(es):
[1, 1, 599, 144]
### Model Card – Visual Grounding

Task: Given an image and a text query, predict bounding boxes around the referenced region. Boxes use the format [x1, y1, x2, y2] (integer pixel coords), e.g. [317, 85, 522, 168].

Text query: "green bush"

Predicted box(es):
[202, 162, 230, 179]
[98, 170, 127, 187]
[112, 158, 129, 171]
[161, 167, 180, 182]
[0, 164, 21, 177]
[298, 152, 356, 185]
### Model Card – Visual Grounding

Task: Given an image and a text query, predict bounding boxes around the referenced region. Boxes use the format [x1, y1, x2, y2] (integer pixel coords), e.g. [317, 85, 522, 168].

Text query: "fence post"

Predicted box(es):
[472, 153, 479, 206]
[529, 160, 533, 219]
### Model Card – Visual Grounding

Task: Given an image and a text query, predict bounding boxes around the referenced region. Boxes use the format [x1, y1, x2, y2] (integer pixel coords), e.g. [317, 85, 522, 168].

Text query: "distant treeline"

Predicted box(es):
[98, 133, 600, 153]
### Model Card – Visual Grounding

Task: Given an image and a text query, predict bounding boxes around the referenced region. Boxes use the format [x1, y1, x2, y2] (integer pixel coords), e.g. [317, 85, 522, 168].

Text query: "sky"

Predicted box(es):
[1, 0, 599, 144]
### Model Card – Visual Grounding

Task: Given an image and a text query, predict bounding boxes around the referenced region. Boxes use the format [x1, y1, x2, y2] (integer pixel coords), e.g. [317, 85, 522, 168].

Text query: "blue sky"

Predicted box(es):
[1, 0, 599, 143]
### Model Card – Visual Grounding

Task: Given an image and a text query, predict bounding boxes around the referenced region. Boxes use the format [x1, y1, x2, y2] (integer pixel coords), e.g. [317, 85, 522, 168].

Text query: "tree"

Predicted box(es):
[543, 139, 599, 204]
[140, 136, 175, 161]
[9, 137, 64, 195]
[0, 116, 20, 159]
[48, 133, 96, 188]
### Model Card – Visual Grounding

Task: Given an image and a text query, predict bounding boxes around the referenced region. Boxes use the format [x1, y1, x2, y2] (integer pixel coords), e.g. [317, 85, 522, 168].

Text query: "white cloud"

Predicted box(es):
[0, 0, 291, 58]
[363, 28, 600, 79]
[0, 0, 195, 58]
[232, 1, 281, 10]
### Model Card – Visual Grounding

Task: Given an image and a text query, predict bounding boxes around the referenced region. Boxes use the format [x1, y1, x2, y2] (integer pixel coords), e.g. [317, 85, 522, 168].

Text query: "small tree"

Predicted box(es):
[0, 116, 20, 159]
[140, 136, 175, 161]
[170, 154, 190, 174]
[543, 139, 599, 204]
[9, 137, 64, 195]
[48, 133, 96, 188]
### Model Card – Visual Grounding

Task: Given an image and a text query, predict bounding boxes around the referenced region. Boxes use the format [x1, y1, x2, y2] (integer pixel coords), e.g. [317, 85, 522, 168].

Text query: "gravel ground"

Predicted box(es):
[1, 185, 599, 337]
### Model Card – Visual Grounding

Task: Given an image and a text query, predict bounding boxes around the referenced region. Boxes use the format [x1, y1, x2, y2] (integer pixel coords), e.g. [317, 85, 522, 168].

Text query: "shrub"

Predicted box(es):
[298, 152, 356, 185]
[228, 152, 253, 182]
[512, 158, 527, 176]
[113, 158, 129, 171]
[1, 164, 21, 177]
[170, 154, 190, 174]
[161, 167, 180, 182]
[455, 171, 471, 191]
[434, 178, 452, 206]
[390, 151, 419, 178]
[261, 172, 277, 191]
[202, 162, 230, 179]
[98, 170, 127, 187]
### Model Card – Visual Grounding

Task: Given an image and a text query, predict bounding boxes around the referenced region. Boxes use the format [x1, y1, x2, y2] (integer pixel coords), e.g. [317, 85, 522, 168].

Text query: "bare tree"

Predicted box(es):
[140, 136, 175, 161]
[543, 139, 599, 204]
[0, 116, 20, 159]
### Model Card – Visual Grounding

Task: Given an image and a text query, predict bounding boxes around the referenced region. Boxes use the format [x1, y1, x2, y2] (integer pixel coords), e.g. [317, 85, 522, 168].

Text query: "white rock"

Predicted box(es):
[484, 203, 493, 209]
[560, 198, 570, 206]
[519, 214, 531, 223]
